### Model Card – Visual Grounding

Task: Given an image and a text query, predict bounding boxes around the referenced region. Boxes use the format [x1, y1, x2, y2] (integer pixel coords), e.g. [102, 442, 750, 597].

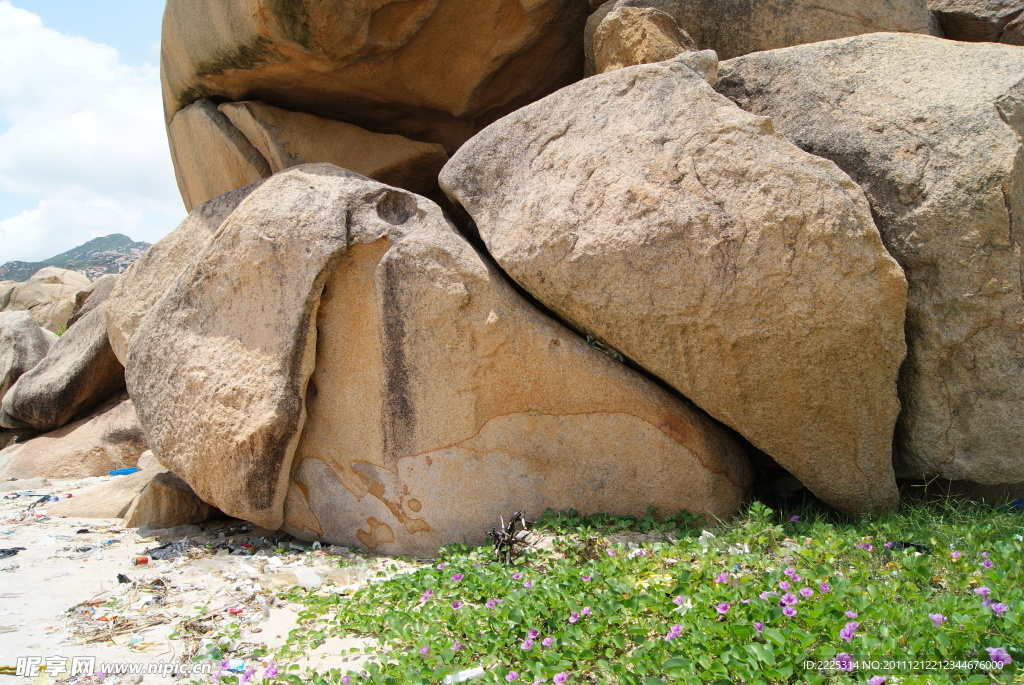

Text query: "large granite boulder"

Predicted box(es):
[2, 267, 91, 334]
[67, 274, 118, 329]
[2, 303, 125, 431]
[125, 164, 752, 552]
[441, 56, 908, 516]
[717, 33, 1024, 486]
[928, 0, 1024, 42]
[160, 0, 590, 152]
[106, 182, 264, 364]
[0, 311, 56, 403]
[584, 0, 938, 69]
[0, 395, 147, 479]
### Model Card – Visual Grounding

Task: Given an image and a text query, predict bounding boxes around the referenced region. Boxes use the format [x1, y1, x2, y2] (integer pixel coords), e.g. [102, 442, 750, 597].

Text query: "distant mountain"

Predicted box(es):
[0, 234, 151, 282]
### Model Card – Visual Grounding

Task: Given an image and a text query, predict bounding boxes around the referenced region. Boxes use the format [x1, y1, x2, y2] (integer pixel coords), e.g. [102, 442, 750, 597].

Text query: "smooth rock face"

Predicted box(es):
[219, 101, 449, 197]
[2, 267, 91, 334]
[717, 34, 1024, 485]
[0, 395, 147, 479]
[441, 57, 907, 516]
[47, 469, 158, 519]
[125, 166, 353, 530]
[585, 0, 938, 62]
[928, 0, 1024, 42]
[123, 471, 213, 530]
[0, 311, 56, 403]
[106, 182, 264, 364]
[2, 303, 125, 431]
[67, 274, 118, 329]
[0, 282, 15, 309]
[160, 0, 590, 151]
[281, 175, 752, 556]
[168, 99, 272, 212]
[593, 6, 697, 74]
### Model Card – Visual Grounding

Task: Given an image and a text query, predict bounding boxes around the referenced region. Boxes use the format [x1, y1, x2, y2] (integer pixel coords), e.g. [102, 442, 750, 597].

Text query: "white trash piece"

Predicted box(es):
[293, 568, 322, 590]
[442, 667, 486, 683]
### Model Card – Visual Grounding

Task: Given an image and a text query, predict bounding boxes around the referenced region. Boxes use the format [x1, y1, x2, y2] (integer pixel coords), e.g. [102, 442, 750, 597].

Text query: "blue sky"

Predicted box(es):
[0, 1, 184, 263]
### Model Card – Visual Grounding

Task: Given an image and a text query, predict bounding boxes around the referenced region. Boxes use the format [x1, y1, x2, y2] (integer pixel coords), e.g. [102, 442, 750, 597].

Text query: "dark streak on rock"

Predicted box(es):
[379, 256, 413, 465]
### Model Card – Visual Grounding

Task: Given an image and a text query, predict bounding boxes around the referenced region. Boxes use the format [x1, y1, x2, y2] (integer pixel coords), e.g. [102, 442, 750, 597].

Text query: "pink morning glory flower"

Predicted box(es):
[524, 580, 533, 588]
[419, 589, 434, 603]
[528, 628, 539, 639]
[839, 622, 859, 642]
[868, 677, 886, 685]
[553, 674, 568, 685]
[506, 671, 519, 682]
[581, 574, 592, 581]
[451, 601, 462, 610]
[950, 550, 961, 560]
[485, 599, 500, 609]
[521, 639, 534, 650]
[883, 541, 894, 549]
[437, 563, 446, 570]
[606, 549, 616, 557]
[928, 613, 945, 627]
[856, 542, 873, 551]
[820, 582, 831, 593]
[991, 603, 1009, 617]
[452, 573, 464, 582]
[419, 646, 429, 656]
[986, 647, 1013, 666]
[789, 516, 800, 522]
[717, 602, 730, 615]
[845, 611, 858, 619]
[542, 637, 554, 647]
[716, 572, 730, 583]
[582, 607, 592, 616]
[754, 622, 764, 634]
[452, 641, 462, 651]
[664, 624, 683, 641]
[975, 586, 991, 599]
[836, 653, 854, 672]
[799, 588, 814, 599]
[779, 593, 799, 606]
[569, 612, 580, 623]
[982, 559, 995, 569]
[778, 580, 791, 591]
[512, 572, 522, 580]
[783, 606, 797, 617]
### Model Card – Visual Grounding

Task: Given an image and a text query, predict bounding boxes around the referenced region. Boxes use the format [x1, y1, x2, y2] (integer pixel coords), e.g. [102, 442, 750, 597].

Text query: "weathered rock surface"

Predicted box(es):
[160, 0, 590, 152]
[124, 163, 751, 552]
[0, 311, 56, 403]
[441, 57, 907, 516]
[2, 303, 125, 431]
[106, 183, 264, 364]
[168, 99, 272, 212]
[592, 6, 697, 74]
[219, 101, 449, 197]
[585, 0, 938, 64]
[717, 34, 1024, 486]
[47, 469, 157, 519]
[123, 471, 213, 530]
[0, 281, 15, 309]
[0, 395, 147, 479]
[928, 0, 1024, 42]
[67, 274, 118, 329]
[2, 267, 91, 334]
[136, 449, 160, 470]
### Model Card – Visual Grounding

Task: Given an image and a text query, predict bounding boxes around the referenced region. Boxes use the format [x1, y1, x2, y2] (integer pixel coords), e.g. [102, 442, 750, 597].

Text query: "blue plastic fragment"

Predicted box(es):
[109, 467, 139, 476]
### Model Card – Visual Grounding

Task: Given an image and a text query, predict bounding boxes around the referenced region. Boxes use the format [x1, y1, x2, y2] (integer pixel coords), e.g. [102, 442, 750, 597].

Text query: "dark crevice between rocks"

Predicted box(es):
[442, 207, 801, 510]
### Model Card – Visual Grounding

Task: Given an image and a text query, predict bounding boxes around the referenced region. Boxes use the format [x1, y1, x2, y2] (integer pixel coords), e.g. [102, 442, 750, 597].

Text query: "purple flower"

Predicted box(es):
[582, 607, 592, 616]
[975, 586, 991, 599]
[664, 624, 683, 641]
[485, 598, 500, 609]
[241, 667, 257, 684]
[632, 548, 647, 557]
[716, 602, 730, 615]
[419, 646, 429, 656]
[981, 551, 990, 557]
[262, 663, 280, 679]
[741, 599, 751, 604]
[991, 602, 1009, 617]
[868, 677, 886, 685]
[884, 541, 894, 549]
[512, 572, 522, 580]
[716, 572, 730, 583]
[569, 611, 580, 623]
[982, 559, 995, 569]
[783, 606, 797, 617]
[779, 593, 799, 606]
[845, 611, 858, 619]
[553, 674, 568, 685]
[452, 601, 463, 610]
[856, 542, 873, 551]
[928, 613, 945, 627]
[452, 641, 462, 651]
[836, 653, 855, 672]
[581, 574, 592, 581]
[340, 678, 350, 685]
[542, 637, 554, 647]
[986, 647, 1013, 666]
[437, 562, 447, 570]
[419, 589, 434, 603]
[820, 582, 831, 593]
[789, 515, 800, 522]
[778, 580, 791, 591]
[754, 622, 764, 634]
[983, 599, 993, 609]
[606, 549, 616, 557]
[839, 622, 859, 642]
[799, 588, 814, 599]
[673, 596, 687, 605]
[524, 580, 533, 588]
[784, 567, 798, 578]
[759, 591, 777, 601]
[950, 550, 961, 561]
[506, 672, 519, 682]
[528, 628, 539, 639]
[452, 573, 464, 582]
[521, 639, 534, 650]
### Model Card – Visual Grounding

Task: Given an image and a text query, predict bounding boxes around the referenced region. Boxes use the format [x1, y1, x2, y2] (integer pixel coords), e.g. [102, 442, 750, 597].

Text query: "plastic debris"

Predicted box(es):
[0, 548, 25, 559]
[443, 667, 486, 683]
[109, 467, 140, 476]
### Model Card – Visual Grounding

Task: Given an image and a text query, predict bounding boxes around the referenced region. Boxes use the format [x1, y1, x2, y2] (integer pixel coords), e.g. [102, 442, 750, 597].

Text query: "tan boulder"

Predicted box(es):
[3, 267, 91, 334]
[124, 164, 751, 553]
[2, 303, 125, 431]
[106, 182, 264, 363]
[593, 6, 697, 74]
[0, 311, 56, 403]
[928, 0, 1024, 42]
[0, 281, 15, 309]
[67, 274, 118, 329]
[0, 395, 147, 479]
[136, 449, 160, 470]
[219, 101, 449, 197]
[47, 469, 157, 519]
[168, 99, 271, 212]
[717, 34, 1024, 486]
[160, 0, 590, 152]
[123, 471, 213, 530]
[441, 56, 908, 516]
[585, 0, 938, 64]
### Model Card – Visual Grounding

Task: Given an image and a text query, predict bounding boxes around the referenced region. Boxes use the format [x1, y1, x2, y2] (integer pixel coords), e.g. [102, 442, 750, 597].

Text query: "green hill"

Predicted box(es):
[0, 234, 151, 282]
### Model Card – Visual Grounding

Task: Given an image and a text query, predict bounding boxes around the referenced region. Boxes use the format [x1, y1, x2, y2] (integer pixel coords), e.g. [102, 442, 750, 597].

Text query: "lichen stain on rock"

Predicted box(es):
[356, 516, 395, 548]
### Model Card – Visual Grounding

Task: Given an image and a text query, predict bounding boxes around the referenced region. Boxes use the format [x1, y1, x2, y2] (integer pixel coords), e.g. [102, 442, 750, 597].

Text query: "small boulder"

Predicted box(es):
[928, 0, 1024, 42]
[441, 56, 908, 516]
[2, 267, 91, 334]
[592, 6, 697, 74]
[2, 302, 125, 431]
[0, 311, 56, 402]
[136, 449, 160, 470]
[47, 469, 157, 519]
[67, 274, 119, 329]
[123, 471, 213, 530]
[0, 395, 147, 479]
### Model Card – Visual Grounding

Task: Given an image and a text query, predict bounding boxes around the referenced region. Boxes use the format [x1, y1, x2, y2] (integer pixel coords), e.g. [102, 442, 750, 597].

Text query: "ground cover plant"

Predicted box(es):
[202, 497, 1024, 684]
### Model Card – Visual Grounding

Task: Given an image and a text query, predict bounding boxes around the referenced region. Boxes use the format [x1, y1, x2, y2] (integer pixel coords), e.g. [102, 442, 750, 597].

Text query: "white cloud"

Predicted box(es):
[0, 1, 184, 263]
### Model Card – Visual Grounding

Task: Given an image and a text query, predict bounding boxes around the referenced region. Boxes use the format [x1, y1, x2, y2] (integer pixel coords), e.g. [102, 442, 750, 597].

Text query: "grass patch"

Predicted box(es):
[205, 499, 1024, 684]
